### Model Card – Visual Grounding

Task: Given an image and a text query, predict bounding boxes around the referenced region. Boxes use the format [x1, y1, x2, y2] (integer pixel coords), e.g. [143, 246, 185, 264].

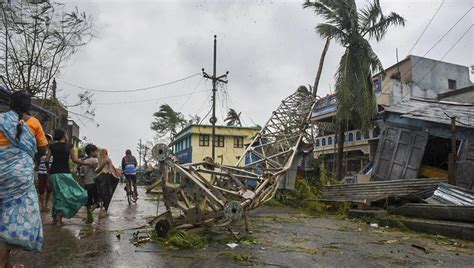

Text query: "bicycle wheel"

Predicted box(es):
[126, 182, 132, 205]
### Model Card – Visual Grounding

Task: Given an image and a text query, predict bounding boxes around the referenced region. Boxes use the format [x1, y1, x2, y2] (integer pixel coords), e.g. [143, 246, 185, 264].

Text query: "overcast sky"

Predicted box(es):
[57, 0, 473, 164]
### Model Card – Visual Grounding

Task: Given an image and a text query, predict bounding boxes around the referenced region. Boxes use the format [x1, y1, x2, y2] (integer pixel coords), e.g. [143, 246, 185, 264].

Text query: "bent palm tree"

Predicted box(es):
[225, 108, 242, 127]
[304, 0, 405, 179]
[151, 104, 187, 140]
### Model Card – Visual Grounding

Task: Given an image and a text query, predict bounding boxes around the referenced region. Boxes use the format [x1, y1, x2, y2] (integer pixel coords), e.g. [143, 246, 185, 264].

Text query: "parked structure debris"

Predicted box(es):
[150, 87, 316, 236]
[425, 183, 474, 206]
[319, 178, 445, 204]
[373, 97, 474, 189]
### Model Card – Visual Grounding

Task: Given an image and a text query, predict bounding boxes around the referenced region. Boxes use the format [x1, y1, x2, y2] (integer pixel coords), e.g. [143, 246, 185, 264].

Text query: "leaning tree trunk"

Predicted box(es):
[335, 121, 345, 180]
[313, 38, 331, 96]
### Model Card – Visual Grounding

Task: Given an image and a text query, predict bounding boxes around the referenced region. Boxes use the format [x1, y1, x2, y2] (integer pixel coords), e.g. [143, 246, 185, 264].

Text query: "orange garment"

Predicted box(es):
[0, 116, 48, 147]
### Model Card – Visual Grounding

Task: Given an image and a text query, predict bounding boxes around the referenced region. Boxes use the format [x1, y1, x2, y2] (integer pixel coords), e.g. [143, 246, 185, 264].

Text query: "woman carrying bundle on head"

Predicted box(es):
[46, 129, 93, 226]
[0, 91, 49, 266]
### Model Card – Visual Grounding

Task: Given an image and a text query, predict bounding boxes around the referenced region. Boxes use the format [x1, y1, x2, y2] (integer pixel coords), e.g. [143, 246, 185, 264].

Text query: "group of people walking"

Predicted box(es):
[0, 91, 138, 267]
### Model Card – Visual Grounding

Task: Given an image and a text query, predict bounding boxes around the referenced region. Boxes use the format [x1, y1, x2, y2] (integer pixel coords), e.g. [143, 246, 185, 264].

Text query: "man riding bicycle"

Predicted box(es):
[122, 149, 138, 199]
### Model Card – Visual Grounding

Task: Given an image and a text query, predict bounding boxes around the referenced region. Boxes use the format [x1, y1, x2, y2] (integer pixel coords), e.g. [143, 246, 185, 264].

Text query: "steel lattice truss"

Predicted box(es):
[151, 86, 316, 236]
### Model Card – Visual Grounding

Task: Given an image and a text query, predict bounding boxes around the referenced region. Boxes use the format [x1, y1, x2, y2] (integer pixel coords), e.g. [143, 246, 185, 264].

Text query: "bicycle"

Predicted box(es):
[125, 176, 138, 205]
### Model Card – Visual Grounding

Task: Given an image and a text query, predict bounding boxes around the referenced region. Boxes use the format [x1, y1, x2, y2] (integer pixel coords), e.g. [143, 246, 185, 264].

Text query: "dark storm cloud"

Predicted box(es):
[57, 0, 473, 163]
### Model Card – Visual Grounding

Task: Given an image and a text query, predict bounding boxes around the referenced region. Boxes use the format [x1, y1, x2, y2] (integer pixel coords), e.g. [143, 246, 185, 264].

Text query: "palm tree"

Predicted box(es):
[150, 104, 187, 140]
[304, 0, 405, 179]
[225, 108, 242, 127]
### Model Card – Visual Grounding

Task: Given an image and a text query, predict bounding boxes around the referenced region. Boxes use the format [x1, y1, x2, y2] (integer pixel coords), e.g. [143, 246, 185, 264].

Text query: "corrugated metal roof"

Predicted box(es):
[425, 183, 474, 206]
[384, 98, 474, 128]
[320, 178, 446, 204]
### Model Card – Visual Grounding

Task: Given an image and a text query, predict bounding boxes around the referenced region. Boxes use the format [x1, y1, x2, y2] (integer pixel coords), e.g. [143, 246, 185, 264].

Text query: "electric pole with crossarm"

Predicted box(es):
[202, 35, 229, 161]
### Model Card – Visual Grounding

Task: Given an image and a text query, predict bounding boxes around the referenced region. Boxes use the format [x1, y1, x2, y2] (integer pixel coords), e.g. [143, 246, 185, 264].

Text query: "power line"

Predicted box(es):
[224, 83, 259, 126]
[58, 73, 201, 93]
[380, 7, 473, 95]
[420, 7, 472, 58]
[199, 105, 213, 125]
[178, 77, 205, 111]
[416, 24, 473, 87]
[95, 90, 208, 105]
[195, 92, 212, 116]
[406, 0, 445, 56]
[394, 24, 473, 105]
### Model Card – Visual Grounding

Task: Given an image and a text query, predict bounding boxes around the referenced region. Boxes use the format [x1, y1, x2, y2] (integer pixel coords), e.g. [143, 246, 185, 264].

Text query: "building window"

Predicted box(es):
[348, 132, 354, 142]
[214, 135, 225, 147]
[328, 136, 332, 145]
[322, 138, 326, 146]
[315, 139, 320, 147]
[364, 132, 369, 139]
[199, 134, 210, 147]
[234, 136, 244, 148]
[448, 79, 457, 90]
[372, 126, 380, 138]
[356, 131, 361, 141]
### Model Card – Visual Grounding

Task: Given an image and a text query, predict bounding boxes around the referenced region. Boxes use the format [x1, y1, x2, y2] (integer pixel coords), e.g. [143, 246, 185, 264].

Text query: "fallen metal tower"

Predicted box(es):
[151, 86, 316, 236]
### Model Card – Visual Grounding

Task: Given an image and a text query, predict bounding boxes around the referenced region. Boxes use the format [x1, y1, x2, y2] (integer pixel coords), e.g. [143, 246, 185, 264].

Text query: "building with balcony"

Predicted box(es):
[312, 55, 473, 180]
[312, 93, 380, 179]
[171, 124, 260, 165]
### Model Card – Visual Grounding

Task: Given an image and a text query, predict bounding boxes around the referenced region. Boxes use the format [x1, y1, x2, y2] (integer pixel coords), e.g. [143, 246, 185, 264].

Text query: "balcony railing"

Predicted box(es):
[315, 127, 380, 149]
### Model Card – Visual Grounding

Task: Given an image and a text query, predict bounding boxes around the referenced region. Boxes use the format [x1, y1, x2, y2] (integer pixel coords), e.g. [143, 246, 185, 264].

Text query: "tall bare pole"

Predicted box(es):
[202, 35, 228, 161]
[312, 38, 330, 96]
[138, 139, 142, 170]
[448, 116, 457, 185]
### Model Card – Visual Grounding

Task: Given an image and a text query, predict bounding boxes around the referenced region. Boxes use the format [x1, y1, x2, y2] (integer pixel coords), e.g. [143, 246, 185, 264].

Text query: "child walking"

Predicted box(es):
[81, 144, 100, 224]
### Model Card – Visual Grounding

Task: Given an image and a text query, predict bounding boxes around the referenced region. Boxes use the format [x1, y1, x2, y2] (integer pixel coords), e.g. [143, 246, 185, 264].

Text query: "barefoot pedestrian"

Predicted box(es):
[36, 134, 53, 212]
[0, 91, 48, 267]
[46, 129, 90, 226]
[80, 144, 100, 224]
[95, 148, 120, 212]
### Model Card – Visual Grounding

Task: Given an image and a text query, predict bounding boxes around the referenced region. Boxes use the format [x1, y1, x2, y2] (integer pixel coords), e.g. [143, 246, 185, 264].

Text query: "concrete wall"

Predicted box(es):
[377, 58, 413, 106]
[379, 56, 472, 105]
[410, 55, 472, 97]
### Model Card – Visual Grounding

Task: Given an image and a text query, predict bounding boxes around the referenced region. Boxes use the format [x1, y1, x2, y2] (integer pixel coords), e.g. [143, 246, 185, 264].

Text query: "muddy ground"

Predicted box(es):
[11, 186, 474, 267]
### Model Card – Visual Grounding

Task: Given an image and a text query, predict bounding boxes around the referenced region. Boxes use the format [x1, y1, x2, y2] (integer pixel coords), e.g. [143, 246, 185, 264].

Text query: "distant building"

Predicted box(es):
[0, 85, 57, 129]
[374, 55, 472, 105]
[312, 55, 473, 181]
[31, 98, 68, 134]
[171, 124, 260, 165]
[67, 120, 80, 148]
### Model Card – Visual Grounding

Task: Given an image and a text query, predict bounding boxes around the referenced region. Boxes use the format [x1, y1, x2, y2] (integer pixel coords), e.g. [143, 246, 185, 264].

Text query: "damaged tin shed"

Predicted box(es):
[373, 97, 474, 190]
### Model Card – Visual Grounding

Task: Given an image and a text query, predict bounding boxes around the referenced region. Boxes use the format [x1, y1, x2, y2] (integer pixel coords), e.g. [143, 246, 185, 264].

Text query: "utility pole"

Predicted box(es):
[138, 139, 142, 171]
[202, 35, 229, 161]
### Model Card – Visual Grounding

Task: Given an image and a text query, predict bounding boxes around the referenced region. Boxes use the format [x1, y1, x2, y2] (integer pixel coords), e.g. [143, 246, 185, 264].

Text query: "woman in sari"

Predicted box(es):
[95, 148, 120, 212]
[46, 129, 91, 226]
[0, 91, 48, 266]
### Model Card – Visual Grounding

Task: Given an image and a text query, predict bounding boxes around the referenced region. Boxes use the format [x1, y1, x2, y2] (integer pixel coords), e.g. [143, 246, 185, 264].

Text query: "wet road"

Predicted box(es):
[11, 185, 474, 267]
